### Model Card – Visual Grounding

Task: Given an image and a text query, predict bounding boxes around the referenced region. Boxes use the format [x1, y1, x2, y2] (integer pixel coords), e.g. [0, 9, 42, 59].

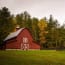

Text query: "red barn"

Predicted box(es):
[3, 28, 40, 50]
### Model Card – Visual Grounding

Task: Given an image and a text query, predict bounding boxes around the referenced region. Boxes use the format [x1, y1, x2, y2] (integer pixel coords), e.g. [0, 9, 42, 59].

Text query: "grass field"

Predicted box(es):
[0, 50, 65, 65]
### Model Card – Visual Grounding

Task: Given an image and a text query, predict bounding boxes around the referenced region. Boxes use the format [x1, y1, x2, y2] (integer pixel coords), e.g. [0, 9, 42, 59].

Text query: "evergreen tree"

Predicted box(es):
[0, 7, 16, 47]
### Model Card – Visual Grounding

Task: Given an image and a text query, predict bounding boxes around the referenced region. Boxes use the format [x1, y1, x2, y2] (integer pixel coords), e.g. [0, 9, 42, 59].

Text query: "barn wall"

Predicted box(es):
[17, 28, 33, 49]
[30, 42, 40, 49]
[17, 28, 40, 49]
[6, 38, 20, 49]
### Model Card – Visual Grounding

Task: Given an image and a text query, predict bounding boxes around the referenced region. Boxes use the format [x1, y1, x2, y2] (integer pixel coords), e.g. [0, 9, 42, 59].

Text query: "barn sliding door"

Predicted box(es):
[21, 37, 29, 50]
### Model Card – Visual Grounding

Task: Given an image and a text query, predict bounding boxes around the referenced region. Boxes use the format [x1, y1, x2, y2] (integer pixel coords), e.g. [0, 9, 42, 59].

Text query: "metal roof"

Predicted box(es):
[4, 28, 24, 41]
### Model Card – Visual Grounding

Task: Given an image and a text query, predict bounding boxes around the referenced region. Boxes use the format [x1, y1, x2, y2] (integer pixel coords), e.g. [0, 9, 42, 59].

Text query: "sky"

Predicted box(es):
[0, 0, 65, 25]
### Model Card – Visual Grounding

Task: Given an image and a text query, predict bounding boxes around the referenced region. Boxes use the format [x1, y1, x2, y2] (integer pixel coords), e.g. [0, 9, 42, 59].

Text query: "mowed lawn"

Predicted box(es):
[0, 50, 65, 65]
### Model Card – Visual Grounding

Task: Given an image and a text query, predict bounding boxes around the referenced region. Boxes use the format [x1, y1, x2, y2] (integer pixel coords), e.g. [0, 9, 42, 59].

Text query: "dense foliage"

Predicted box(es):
[0, 7, 16, 48]
[0, 7, 65, 49]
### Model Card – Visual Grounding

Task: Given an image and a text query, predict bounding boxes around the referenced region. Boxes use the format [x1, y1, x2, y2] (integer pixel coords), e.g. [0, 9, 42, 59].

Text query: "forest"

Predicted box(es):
[0, 7, 65, 49]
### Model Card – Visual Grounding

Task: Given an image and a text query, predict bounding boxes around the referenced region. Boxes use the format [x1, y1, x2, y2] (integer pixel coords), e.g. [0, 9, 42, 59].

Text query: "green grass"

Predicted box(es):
[0, 50, 65, 65]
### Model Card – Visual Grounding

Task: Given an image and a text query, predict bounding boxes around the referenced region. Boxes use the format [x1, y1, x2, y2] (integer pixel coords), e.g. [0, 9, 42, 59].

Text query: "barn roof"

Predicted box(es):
[4, 28, 24, 41]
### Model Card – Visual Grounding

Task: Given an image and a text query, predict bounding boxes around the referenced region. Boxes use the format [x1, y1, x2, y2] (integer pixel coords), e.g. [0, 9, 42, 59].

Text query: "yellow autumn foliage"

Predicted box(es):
[38, 19, 47, 31]
[38, 18, 47, 44]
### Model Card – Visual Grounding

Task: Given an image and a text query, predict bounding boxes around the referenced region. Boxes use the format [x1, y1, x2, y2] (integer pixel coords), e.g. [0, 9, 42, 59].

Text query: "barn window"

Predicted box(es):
[23, 37, 28, 43]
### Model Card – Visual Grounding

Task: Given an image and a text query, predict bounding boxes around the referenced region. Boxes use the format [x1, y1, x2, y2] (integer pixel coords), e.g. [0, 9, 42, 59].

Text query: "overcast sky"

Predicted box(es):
[0, 0, 65, 25]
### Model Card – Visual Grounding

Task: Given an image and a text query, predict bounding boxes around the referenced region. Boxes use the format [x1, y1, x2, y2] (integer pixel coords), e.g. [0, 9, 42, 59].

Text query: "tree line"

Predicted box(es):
[0, 7, 65, 49]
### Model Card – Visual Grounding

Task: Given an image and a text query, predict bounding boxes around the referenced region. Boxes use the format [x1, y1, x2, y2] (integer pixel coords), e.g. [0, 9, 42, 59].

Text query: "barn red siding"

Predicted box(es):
[5, 28, 40, 50]
[29, 42, 40, 49]
[17, 28, 40, 49]
[17, 29, 33, 49]
[6, 38, 20, 49]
